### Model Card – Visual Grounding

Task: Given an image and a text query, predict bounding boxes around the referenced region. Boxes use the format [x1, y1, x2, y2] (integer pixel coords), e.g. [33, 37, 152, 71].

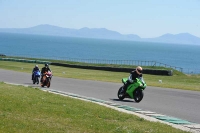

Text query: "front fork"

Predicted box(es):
[120, 84, 126, 93]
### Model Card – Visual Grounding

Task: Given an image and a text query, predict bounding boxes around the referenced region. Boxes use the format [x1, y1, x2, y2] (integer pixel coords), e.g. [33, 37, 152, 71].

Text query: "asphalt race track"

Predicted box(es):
[1, 69, 200, 124]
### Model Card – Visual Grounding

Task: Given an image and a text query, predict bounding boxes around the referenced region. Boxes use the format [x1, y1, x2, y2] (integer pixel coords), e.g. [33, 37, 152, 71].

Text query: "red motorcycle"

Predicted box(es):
[41, 71, 52, 88]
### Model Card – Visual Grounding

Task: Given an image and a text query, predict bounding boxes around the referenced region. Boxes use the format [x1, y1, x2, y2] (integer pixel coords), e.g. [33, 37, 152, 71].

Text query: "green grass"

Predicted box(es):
[0, 60, 200, 91]
[0, 82, 188, 133]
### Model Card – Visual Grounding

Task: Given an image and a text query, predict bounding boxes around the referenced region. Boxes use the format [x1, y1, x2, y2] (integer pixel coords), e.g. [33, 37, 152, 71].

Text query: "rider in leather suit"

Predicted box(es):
[122, 66, 143, 94]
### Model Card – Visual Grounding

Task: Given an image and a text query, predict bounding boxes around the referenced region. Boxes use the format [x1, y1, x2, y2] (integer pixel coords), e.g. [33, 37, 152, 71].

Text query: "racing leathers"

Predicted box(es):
[32, 67, 40, 80]
[40, 67, 51, 82]
[122, 70, 143, 93]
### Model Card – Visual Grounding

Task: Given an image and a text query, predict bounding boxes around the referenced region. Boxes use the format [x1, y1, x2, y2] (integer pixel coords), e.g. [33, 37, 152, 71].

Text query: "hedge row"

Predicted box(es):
[0, 58, 51, 64]
[51, 63, 173, 76]
[0, 58, 173, 76]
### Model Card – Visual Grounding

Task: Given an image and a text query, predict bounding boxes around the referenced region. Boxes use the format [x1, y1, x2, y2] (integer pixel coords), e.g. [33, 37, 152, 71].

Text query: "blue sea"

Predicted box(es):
[0, 32, 200, 74]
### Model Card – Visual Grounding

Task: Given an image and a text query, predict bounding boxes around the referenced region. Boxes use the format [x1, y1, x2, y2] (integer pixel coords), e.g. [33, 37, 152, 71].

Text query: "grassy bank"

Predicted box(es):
[0, 82, 188, 133]
[4, 56, 184, 73]
[0, 60, 200, 91]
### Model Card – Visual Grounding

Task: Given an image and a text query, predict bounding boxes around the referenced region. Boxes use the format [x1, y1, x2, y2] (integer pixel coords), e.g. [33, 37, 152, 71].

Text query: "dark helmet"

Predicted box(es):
[45, 63, 49, 67]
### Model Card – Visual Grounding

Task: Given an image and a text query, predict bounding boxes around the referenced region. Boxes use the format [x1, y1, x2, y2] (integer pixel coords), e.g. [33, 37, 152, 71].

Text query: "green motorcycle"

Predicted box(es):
[118, 77, 147, 103]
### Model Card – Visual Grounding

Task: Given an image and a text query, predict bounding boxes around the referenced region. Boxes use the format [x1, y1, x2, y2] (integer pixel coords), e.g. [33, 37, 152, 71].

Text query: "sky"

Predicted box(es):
[0, 0, 200, 38]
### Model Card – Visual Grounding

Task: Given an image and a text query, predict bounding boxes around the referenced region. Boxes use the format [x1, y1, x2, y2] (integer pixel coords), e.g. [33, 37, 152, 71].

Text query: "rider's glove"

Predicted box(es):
[128, 79, 133, 83]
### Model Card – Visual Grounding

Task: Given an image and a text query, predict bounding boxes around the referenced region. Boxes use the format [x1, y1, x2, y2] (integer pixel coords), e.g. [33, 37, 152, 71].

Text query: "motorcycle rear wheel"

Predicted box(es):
[118, 87, 125, 100]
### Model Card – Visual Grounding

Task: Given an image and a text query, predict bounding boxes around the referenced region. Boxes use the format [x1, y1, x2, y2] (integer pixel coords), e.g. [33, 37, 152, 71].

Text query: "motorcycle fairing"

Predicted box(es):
[126, 81, 140, 98]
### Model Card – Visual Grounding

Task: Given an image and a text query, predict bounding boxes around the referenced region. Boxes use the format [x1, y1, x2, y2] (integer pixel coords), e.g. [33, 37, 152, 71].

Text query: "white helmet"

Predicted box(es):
[136, 66, 143, 75]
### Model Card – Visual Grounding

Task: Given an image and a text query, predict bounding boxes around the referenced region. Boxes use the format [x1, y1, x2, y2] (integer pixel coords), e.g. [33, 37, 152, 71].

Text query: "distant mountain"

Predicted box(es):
[0, 24, 140, 41]
[0, 24, 200, 45]
[145, 33, 200, 45]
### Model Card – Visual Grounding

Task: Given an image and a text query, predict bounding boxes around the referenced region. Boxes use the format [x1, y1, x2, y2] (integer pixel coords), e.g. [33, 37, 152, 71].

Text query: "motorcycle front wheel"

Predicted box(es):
[36, 77, 39, 84]
[118, 87, 125, 100]
[134, 89, 144, 103]
[47, 78, 51, 88]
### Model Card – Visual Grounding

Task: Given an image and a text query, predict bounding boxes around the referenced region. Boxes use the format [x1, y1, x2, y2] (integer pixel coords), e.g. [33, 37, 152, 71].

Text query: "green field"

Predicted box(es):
[0, 82, 188, 133]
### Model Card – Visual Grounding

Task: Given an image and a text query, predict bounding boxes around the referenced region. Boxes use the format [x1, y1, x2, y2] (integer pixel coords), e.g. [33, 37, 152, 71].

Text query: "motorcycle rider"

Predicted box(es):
[32, 65, 40, 80]
[40, 63, 52, 82]
[122, 66, 143, 95]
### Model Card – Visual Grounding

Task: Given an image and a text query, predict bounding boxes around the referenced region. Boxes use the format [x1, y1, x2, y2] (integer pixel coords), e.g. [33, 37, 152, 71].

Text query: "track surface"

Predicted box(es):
[1, 69, 200, 124]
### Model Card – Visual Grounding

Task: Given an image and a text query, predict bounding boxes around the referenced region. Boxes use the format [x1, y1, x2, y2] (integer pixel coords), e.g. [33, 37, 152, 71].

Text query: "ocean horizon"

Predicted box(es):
[0, 32, 200, 74]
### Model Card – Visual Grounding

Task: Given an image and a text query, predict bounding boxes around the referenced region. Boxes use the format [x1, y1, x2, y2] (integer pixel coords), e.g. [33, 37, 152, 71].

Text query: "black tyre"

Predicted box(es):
[134, 89, 144, 103]
[36, 77, 39, 84]
[47, 78, 51, 88]
[118, 86, 125, 100]
[47, 81, 50, 88]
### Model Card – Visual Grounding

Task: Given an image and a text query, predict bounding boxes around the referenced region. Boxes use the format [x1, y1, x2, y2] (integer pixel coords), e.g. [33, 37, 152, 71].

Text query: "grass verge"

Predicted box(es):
[0, 82, 188, 133]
